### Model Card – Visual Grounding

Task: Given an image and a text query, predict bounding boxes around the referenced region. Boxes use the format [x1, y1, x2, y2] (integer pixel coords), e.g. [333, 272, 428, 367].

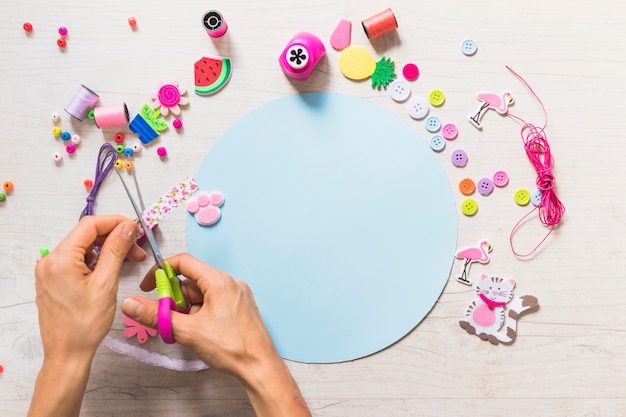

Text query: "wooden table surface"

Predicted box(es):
[1, 0, 625, 415]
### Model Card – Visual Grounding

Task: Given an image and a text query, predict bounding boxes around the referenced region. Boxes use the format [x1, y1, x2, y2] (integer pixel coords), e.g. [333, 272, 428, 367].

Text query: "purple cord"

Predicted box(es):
[80, 143, 118, 219]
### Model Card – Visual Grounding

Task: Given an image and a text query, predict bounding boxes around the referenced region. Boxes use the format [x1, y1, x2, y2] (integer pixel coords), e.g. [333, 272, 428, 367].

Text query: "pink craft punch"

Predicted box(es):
[279, 32, 326, 81]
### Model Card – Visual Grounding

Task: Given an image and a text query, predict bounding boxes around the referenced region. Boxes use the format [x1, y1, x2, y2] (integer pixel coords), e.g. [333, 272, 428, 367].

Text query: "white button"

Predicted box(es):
[388, 80, 411, 102]
[429, 135, 445, 152]
[406, 97, 429, 120]
[461, 39, 477, 56]
[531, 189, 542, 206]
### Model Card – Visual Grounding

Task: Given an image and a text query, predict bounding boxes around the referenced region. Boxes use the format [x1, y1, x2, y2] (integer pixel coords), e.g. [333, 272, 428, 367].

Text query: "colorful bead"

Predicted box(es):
[114, 133, 125, 143]
[60, 131, 71, 141]
[52, 112, 61, 122]
[23, 22, 33, 32]
[173, 119, 183, 129]
[65, 144, 76, 154]
[124, 160, 134, 171]
[123, 147, 134, 157]
[0, 193, 6, 202]
[87, 109, 95, 119]
[39, 247, 50, 257]
[53, 152, 63, 162]
[131, 143, 142, 152]
[157, 147, 167, 157]
[83, 179, 94, 189]
[57, 38, 67, 48]
[58, 27, 68, 36]
[52, 127, 62, 136]
[128, 17, 137, 29]
[114, 159, 123, 169]
[71, 134, 81, 145]
[3, 181, 14, 192]
[115, 144, 125, 154]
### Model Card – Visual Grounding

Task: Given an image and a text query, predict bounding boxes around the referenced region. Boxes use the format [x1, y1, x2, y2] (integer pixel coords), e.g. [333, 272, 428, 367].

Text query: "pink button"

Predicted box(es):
[492, 170, 509, 187]
[442, 123, 458, 140]
[402, 63, 419, 81]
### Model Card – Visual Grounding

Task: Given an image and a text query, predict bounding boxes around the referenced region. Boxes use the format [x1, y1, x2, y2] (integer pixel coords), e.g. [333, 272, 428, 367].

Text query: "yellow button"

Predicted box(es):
[514, 189, 531, 206]
[461, 198, 478, 216]
[429, 89, 445, 107]
[459, 178, 475, 196]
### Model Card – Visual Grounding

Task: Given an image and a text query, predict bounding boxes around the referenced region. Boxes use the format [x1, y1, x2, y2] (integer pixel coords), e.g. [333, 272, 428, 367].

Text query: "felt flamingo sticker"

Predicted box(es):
[469, 91, 514, 129]
[455, 240, 492, 285]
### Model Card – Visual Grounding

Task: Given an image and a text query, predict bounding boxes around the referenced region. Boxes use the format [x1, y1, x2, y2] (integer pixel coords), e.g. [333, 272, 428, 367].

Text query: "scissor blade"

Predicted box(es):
[115, 170, 166, 270]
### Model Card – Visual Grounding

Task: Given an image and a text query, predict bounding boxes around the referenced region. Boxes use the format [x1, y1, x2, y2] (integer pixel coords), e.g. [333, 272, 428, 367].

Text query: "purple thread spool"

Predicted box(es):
[65, 85, 100, 121]
[201, 10, 228, 37]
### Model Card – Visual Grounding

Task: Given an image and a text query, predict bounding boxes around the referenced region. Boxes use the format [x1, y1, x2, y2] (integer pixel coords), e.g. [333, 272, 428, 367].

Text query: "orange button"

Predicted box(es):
[459, 178, 475, 196]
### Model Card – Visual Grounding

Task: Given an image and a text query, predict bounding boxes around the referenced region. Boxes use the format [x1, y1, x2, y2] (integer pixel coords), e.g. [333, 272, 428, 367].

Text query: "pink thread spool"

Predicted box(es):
[201, 10, 228, 37]
[361, 8, 398, 40]
[65, 85, 100, 121]
[93, 103, 130, 128]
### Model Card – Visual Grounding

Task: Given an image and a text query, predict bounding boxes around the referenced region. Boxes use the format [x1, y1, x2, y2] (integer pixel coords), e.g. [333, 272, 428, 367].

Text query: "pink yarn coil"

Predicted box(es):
[506, 66, 565, 258]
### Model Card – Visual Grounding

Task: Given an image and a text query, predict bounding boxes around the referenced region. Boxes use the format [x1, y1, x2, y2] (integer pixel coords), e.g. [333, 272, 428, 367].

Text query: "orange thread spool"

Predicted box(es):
[361, 8, 398, 40]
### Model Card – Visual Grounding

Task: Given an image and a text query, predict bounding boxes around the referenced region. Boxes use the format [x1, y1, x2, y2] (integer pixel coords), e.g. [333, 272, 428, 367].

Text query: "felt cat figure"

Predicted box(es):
[459, 274, 538, 345]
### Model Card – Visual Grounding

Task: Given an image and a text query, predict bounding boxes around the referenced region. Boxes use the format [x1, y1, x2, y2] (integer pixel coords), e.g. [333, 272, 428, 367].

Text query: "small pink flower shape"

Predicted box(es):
[124, 315, 157, 344]
[150, 80, 189, 116]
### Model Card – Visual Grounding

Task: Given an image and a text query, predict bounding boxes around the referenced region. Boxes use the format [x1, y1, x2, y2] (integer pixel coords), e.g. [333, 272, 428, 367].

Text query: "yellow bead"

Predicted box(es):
[52, 127, 62, 136]
[114, 159, 123, 169]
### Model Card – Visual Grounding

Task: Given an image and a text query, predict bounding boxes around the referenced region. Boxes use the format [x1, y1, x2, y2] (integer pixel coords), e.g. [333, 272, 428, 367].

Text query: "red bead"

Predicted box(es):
[57, 38, 67, 48]
[114, 133, 125, 143]
[128, 17, 137, 29]
[83, 179, 94, 189]
[23, 22, 33, 32]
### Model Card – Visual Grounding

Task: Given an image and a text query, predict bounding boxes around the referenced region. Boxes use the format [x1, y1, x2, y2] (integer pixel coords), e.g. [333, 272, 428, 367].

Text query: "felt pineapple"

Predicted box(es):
[338, 46, 396, 89]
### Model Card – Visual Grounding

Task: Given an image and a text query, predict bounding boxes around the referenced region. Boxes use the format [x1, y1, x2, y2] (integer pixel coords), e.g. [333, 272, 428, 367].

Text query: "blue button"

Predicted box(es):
[531, 189, 542, 206]
[429, 135, 445, 152]
[461, 39, 477, 56]
[425, 116, 441, 133]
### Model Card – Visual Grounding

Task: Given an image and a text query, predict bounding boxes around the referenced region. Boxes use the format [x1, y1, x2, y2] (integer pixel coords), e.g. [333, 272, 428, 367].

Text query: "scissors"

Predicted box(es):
[116, 169, 187, 344]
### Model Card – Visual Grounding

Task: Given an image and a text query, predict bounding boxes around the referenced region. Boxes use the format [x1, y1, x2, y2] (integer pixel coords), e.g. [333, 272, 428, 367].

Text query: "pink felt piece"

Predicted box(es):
[473, 303, 496, 327]
[123, 315, 157, 344]
[196, 192, 211, 207]
[330, 19, 351, 51]
[195, 205, 221, 226]
[187, 200, 199, 214]
[209, 191, 224, 206]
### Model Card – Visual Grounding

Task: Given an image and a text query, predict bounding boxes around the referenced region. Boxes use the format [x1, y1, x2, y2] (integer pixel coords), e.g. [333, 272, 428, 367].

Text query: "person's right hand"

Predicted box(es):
[121, 253, 311, 417]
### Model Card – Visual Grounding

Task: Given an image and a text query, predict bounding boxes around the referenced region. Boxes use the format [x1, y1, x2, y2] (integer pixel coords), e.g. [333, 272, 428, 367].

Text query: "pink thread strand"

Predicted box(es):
[505, 66, 565, 258]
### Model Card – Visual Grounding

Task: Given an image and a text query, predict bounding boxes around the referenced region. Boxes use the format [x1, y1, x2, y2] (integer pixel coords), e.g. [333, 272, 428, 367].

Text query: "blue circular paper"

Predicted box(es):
[187, 93, 457, 363]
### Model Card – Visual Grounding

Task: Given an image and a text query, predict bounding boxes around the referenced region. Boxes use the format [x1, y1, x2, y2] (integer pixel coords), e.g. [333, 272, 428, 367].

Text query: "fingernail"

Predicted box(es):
[122, 298, 143, 319]
[122, 221, 138, 242]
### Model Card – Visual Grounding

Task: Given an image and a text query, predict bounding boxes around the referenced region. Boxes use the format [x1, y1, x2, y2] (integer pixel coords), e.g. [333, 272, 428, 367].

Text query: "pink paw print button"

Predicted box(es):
[187, 191, 224, 226]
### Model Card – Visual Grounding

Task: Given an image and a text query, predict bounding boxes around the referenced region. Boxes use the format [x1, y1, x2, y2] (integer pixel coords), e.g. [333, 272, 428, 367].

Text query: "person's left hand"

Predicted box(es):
[34, 215, 146, 363]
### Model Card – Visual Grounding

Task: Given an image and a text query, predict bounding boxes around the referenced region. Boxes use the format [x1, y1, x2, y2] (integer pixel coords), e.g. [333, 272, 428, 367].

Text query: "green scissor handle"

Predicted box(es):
[164, 261, 186, 311]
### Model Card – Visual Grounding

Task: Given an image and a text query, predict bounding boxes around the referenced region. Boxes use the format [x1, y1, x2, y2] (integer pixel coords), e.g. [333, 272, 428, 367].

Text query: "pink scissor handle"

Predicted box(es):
[158, 297, 179, 344]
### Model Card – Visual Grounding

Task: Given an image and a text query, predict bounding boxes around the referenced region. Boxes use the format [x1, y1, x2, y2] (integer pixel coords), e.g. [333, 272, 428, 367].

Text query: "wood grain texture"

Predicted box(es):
[1, 0, 625, 415]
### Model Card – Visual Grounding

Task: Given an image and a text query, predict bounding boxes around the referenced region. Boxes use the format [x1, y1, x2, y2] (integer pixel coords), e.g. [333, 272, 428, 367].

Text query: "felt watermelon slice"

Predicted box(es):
[194, 56, 232, 95]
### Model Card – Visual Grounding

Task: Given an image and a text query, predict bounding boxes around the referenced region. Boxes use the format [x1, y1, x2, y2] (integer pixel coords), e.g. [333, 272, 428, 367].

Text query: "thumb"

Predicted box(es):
[96, 220, 139, 277]
[122, 296, 159, 328]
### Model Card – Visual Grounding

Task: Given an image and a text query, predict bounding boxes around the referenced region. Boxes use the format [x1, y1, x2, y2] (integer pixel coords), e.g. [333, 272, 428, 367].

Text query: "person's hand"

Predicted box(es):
[34, 215, 146, 362]
[122, 253, 311, 417]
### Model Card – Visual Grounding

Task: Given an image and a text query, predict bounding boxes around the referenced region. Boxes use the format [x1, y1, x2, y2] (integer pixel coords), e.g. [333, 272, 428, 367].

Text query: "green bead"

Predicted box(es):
[87, 109, 95, 119]
[115, 145, 125, 154]
[0, 193, 6, 202]
[39, 247, 50, 257]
